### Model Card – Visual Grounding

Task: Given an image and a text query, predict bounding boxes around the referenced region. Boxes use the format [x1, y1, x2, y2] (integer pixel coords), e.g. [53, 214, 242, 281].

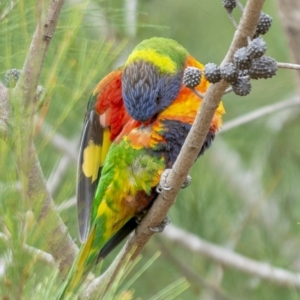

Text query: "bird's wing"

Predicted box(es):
[77, 67, 130, 243]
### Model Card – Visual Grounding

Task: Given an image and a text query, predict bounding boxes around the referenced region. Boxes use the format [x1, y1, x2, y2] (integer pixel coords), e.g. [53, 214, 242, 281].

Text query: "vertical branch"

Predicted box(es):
[25, 142, 78, 276]
[14, 0, 65, 107]
[7, 0, 78, 276]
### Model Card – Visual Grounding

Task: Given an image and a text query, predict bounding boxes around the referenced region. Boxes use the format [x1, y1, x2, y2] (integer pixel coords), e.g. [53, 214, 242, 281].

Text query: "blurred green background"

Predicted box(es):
[0, 0, 300, 299]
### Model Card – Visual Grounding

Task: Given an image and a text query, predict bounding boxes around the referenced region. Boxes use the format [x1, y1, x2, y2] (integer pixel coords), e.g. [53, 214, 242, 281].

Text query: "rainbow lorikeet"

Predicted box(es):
[58, 37, 225, 298]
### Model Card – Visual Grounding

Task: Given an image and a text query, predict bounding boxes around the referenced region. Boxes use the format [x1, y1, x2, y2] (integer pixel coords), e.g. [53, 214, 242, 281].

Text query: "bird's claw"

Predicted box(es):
[181, 174, 192, 189]
[149, 216, 171, 233]
[156, 169, 192, 193]
[156, 169, 173, 194]
[156, 185, 172, 193]
[135, 210, 147, 224]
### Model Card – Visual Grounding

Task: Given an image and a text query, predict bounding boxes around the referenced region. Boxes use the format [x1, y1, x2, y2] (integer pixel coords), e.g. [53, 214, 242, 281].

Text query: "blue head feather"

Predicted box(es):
[122, 61, 182, 122]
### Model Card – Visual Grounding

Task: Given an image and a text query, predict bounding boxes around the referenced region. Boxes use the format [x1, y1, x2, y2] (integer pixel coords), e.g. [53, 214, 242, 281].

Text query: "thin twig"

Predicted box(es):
[224, 0, 244, 29]
[277, 62, 300, 70]
[236, 0, 244, 11]
[222, 96, 300, 132]
[224, 86, 233, 95]
[225, 10, 238, 29]
[191, 87, 204, 99]
[162, 224, 300, 289]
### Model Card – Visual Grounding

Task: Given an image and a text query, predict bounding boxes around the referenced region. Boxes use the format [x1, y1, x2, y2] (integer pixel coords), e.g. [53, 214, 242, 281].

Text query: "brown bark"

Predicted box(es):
[9, 0, 78, 276]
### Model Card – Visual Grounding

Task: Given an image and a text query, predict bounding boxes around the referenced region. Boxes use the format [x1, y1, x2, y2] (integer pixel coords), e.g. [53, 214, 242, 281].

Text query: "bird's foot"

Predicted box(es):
[156, 169, 192, 193]
[181, 174, 192, 189]
[135, 210, 147, 224]
[149, 216, 171, 233]
[156, 169, 173, 193]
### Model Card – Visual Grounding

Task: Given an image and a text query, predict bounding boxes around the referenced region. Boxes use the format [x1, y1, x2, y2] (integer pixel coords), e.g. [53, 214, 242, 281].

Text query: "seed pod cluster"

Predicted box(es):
[234, 47, 252, 70]
[247, 37, 267, 59]
[222, 0, 236, 12]
[249, 56, 277, 80]
[202, 35, 276, 96]
[4, 69, 21, 88]
[256, 12, 273, 35]
[204, 63, 221, 83]
[232, 77, 252, 96]
[4, 69, 46, 102]
[182, 67, 202, 88]
[185, 8, 275, 97]
[220, 63, 238, 83]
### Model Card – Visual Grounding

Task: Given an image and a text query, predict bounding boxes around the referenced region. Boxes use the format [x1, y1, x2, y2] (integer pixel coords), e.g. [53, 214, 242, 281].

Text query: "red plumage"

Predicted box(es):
[94, 68, 130, 140]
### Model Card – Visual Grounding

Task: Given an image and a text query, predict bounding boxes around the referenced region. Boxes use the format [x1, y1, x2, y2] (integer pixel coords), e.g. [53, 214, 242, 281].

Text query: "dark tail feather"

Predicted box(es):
[97, 218, 137, 261]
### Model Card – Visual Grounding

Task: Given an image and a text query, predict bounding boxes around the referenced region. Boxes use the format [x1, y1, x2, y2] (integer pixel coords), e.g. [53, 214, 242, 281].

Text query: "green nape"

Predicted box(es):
[126, 37, 189, 74]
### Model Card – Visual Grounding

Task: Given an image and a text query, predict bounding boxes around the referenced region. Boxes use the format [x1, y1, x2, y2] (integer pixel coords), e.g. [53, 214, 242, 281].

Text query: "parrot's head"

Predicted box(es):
[122, 38, 188, 123]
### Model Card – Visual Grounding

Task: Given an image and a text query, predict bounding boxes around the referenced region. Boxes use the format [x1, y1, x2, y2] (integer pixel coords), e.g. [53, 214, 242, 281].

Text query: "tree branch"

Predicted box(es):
[222, 95, 300, 132]
[277, 62, 300, 70]
[6, 0, 78, 277]
[14, 0, 65, 108]
[162, 225, 300, 289]
[20, 142, 78, 276]
[83, 0, 265, 297]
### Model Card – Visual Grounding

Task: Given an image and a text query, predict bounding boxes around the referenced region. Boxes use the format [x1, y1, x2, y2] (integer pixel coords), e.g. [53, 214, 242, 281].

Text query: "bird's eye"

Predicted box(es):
[156, 93, 161, 104]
